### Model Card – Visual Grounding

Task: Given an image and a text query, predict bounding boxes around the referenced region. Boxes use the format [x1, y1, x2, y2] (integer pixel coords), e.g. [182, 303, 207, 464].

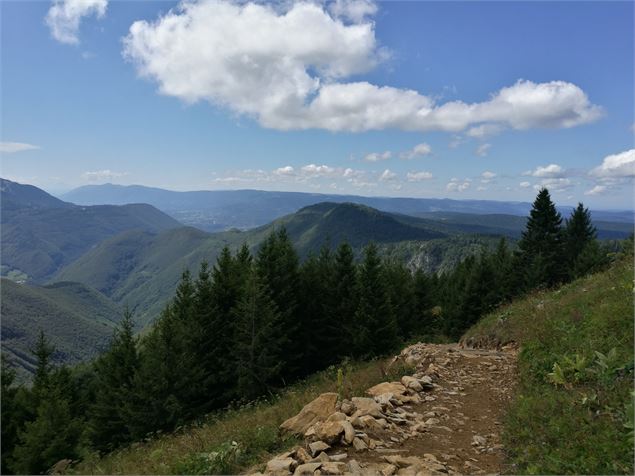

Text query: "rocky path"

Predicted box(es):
[258, 343, 517, 476]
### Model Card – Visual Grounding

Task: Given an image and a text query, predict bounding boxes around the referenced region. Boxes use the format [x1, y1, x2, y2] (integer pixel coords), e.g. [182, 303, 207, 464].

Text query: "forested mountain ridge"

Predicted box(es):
[1, 279, 120, 381]
[52, 202, 488, 327]
[0, 178, 181, 282]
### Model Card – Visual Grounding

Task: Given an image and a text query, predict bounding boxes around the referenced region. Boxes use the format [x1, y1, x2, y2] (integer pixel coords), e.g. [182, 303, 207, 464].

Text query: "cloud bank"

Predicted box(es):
[123, 0, 603, 133]
[46, 0, 108, 44]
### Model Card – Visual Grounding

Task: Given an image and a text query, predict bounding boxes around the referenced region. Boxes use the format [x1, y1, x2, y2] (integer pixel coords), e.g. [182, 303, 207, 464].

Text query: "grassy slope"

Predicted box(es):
[73, 359, 413, 475]
[462, 257, 634, 474]
[1, 279, 121, 381]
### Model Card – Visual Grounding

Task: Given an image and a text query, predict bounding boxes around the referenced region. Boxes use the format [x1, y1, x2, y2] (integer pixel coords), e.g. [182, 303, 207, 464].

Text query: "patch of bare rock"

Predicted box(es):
[252, 343, 517, 476]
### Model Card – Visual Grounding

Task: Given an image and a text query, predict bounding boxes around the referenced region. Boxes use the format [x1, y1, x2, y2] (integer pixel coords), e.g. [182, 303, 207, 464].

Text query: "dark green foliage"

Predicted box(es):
[333, 242, 359, 358]
[1, 279, 119, 382]
[565, 203, 607, 279]
[126, 305, 187, 439]
[353, 243, 399, 358]
[87, 310, 139, 452]
[11, 387, 82, 475]
[515, 188, 566, 289]
[233, 273, 285, 399]
[208, 247, 246, 404]
[1, 356, 19, 474]
[256, 228, 302, 377]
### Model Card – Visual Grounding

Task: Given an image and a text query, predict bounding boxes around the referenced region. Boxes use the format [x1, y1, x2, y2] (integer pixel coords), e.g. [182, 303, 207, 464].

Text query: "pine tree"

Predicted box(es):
[87, 309, 139, 452]
[384, 261, 416, 340]
[491, 237, 514, 303]
[516, 188, 565, 289]
[127, 305, 187, 439]
[412, 269, 434, 336]
[333, 242, 358, 358]
[31, 331, 55, 403]
[297, 246, 338, 372]
[11, 387, 81, 475]
[233, 272, 285, 400]
[564, 203, 602, 278]
[353, 243, 399, 357]
[256, 228, 302, 377]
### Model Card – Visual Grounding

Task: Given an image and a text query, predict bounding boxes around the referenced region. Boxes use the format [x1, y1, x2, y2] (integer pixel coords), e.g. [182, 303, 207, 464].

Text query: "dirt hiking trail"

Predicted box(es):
[258, 343, 518, 475]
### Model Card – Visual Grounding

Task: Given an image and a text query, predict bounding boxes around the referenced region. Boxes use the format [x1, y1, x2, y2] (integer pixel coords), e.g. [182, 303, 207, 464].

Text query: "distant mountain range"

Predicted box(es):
[1, 178, 181, 282]
[60, 183, 635, 231]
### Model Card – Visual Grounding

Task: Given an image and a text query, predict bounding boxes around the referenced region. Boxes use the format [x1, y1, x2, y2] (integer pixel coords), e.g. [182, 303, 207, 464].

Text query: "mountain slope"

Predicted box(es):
[54, 202, 453, 326]
[1, 279, 121, 381]
[0, 178, 181, 282]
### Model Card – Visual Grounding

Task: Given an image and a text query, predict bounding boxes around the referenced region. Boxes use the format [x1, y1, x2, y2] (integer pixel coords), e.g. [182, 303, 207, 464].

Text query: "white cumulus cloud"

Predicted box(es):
[0, 142, 40, 153]
[273, 165, 295, 176]
[584, 185, 607, 196]
[123, 1, 602, 133]
[401, 142, 432, 160]
[446, 179, 471, 192]
[46, 0, 108, 44]
[364, 151, 392, 162]
[379, 169, 397, 181]
[480, 171, 496, 183]
[589, 149, 635, 178]
[526, 163, 565, 178]
[519, 181, 531, 188]
[533, 177, 572, 193]
[406, 171, 433, 182]
[466, 124, 502, 138]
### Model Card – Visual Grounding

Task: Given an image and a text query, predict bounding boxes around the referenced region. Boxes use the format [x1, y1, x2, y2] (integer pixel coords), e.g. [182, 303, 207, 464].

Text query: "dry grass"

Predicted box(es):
[72, 357, 413, 475]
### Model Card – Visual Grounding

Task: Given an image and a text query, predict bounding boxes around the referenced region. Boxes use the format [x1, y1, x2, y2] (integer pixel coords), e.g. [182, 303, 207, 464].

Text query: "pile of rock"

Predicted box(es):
[255, 367, 445, 475]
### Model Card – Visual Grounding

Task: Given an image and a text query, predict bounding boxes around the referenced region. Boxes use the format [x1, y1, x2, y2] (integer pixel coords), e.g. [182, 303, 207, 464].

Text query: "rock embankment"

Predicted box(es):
[254, 343, 517, 476]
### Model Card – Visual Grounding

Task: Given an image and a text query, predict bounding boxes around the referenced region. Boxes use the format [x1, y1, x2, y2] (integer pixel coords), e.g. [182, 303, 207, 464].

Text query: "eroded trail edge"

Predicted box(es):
[256, 343, 518, 475]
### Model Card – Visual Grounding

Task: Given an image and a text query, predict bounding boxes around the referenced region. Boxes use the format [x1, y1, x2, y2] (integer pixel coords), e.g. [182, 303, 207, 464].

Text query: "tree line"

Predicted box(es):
[1, 189, 623, 474]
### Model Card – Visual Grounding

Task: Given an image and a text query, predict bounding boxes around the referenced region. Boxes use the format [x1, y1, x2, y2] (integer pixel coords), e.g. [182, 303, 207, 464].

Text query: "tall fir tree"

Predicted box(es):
[208, 246, 245, 404]
[11, 387, 81, 475]
[233, 272, 285, 399]
[383, 261, 416, 340]
[127, 305, 187, 439]
[412, 269, 434, 336]
[515, 188, 565, 289]
[353, 243, 399, 357]
[87, 309, 139, 452]
[564, 203, 603, 278]
[333, 241, 359, 358]
[256, 228, 302, 377]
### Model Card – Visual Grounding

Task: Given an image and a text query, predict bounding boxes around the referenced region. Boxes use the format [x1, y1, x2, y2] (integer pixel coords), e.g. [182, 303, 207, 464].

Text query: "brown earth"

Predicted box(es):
[348, 344, 518, 475]
[259, 343, 518, 475]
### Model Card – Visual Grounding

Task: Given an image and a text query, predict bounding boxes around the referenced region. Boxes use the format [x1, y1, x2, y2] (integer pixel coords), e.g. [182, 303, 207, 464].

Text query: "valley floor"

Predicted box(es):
[256, 342, 518, 475]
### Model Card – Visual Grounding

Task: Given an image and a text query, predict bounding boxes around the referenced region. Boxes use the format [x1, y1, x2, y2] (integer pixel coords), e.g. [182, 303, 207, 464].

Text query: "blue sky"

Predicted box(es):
[1, 0, 633, 209]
